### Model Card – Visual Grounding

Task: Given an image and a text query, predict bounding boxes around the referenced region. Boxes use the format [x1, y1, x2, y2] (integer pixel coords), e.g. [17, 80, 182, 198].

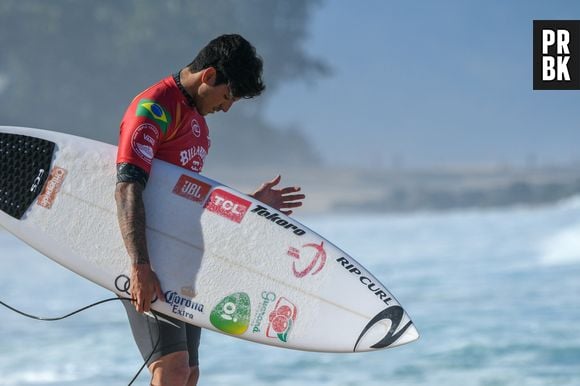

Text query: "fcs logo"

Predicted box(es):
[30, 169, 45, 192]
[287, 241, 327, 278]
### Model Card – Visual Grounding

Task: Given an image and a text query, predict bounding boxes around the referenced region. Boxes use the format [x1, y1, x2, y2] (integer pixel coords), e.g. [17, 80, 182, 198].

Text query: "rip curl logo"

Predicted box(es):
[287, 241, 327, 278]
[353, 306, 413, 351]
[136, 99, 172, 132]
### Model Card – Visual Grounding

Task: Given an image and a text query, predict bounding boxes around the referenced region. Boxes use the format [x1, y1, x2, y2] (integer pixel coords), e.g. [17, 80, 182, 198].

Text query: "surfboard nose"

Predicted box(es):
[389, 323, 420, 348]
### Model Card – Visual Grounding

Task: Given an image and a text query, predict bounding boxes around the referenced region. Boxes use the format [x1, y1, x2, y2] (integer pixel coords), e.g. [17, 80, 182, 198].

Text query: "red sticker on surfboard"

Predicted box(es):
[172, 175, 211, 204]
[204, 189, 251, 223]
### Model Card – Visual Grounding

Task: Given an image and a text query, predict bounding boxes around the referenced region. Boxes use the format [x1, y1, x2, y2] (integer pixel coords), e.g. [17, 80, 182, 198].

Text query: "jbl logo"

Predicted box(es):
[533, 20, 580, 90]
[172, 175, 211, 204]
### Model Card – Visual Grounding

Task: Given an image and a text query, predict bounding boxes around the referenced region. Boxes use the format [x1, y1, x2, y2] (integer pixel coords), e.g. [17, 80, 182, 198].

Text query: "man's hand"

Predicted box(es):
[130, 263, 164, 313]
[251, 175, 305, 216]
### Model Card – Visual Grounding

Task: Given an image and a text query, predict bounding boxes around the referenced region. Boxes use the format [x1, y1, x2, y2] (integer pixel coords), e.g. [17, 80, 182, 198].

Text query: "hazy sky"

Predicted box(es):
[264, 1, 580, 169]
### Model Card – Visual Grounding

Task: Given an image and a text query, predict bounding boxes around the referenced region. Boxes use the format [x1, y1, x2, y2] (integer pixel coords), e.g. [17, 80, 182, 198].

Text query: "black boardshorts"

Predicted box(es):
[122, 301, 201, 367]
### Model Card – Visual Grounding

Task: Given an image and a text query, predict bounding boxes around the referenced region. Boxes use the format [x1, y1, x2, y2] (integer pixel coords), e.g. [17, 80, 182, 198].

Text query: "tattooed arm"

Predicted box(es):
[115, 181, 164, 313]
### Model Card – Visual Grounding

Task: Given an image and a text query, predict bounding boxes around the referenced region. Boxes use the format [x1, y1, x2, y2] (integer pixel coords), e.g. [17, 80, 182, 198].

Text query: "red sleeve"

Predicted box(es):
[116, 86, 174, 174]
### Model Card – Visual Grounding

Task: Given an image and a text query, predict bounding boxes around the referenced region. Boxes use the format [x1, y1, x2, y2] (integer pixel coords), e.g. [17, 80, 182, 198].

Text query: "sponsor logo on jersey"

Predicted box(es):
[191, 119, 201, 137]
[131, 123, 159, 164]
[265, 297, 297, 343]
[210, 292, 251, 335]
[172, 175, 211, 204]
[287, 241, 327, 278]
[204, 189, 251, 223]
[36, 166, 67, 209]
[136, 99, 171, 133]
[179, 145, 207, 172]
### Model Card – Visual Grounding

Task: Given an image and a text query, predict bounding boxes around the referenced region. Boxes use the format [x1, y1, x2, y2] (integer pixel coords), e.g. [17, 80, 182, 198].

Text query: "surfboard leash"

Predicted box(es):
[0, 296, 160, 386]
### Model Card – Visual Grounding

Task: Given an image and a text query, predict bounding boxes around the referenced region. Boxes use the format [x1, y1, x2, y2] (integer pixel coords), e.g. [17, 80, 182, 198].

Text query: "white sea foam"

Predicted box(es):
[539, 223, 580, 266]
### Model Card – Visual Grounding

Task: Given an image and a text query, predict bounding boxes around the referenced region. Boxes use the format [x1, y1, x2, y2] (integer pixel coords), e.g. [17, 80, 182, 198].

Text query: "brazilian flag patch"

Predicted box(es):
[136, 99, 171, 133]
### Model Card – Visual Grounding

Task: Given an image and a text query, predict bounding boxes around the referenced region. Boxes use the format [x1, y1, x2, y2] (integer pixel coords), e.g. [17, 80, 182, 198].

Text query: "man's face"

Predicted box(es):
[196, 70, 238, 116]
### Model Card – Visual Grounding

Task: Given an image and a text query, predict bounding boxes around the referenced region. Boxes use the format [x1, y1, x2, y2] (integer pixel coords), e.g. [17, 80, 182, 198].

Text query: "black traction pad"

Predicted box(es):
[0, 133, 56, 219]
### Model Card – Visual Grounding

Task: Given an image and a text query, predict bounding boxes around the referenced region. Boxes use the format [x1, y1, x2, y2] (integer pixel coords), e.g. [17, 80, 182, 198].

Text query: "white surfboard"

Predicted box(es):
[0, 126, 419, 352]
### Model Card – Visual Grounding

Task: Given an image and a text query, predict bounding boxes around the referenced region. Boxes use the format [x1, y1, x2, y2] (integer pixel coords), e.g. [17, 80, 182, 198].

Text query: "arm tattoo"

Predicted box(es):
[115, 182, 150, 265]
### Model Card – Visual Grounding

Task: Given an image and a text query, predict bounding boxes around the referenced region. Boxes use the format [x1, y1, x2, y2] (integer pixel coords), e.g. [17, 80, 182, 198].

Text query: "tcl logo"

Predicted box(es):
[204, 189, 251, 223]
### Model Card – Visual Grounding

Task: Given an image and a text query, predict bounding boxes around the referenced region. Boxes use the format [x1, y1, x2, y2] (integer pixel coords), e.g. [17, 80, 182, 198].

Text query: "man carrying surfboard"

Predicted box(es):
[115, 34, 305, 386]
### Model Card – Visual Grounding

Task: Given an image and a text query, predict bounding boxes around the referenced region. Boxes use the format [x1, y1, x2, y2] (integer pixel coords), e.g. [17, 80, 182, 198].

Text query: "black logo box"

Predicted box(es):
[533, 20, 580, 90]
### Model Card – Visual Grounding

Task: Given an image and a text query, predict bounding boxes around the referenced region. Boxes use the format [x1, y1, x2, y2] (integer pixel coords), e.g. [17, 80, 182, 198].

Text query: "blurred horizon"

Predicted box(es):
[1, 1, 579, 171]
[2, 0, 580, 212]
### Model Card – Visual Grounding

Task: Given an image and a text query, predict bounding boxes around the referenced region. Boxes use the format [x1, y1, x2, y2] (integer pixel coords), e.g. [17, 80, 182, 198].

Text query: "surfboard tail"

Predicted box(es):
[0, 132, 56, 219]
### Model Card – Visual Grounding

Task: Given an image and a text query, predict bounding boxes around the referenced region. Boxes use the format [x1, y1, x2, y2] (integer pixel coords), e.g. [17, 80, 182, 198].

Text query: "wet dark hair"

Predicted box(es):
[187, 34, 265, 99]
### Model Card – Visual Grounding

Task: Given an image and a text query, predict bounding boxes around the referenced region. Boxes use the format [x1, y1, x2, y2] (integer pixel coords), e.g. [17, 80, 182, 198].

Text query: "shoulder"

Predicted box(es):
[128, 76, 178, 135]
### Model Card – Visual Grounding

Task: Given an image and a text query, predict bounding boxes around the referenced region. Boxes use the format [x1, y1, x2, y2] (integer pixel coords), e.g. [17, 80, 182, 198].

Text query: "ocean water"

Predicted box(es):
[1, 198, 580, 386]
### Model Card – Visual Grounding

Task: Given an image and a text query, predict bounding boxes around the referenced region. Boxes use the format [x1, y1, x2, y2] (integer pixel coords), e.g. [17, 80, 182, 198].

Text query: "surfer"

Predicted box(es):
[115, 34, 305, 386]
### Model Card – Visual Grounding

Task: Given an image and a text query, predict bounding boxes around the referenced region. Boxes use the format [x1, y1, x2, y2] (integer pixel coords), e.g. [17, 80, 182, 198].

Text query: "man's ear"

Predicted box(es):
[200, 67, 217, 85]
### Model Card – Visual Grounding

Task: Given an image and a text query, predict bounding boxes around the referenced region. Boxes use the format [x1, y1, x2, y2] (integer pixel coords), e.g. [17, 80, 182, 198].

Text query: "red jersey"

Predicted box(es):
[117, 75, 210, 174]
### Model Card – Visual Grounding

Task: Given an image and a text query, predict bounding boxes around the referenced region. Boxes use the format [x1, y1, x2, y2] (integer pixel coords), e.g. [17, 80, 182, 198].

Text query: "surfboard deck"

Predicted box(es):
[0, 126, 419, 352]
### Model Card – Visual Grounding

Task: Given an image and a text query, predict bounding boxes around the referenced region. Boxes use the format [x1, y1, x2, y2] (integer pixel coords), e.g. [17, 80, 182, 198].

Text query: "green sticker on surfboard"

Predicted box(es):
[210, 292, 251, 335]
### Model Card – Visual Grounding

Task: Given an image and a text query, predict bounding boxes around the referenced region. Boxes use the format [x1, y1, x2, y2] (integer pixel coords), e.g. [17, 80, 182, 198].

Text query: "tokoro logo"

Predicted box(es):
[251, 205, 306, 236]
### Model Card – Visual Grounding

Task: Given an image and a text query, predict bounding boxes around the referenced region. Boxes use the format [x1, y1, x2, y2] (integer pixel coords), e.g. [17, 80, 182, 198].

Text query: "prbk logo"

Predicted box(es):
[204, 189, 251, 223]
[172, 175, 211, 204]
[533, 20, 580, 89]
[287, 241, 327, 278]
